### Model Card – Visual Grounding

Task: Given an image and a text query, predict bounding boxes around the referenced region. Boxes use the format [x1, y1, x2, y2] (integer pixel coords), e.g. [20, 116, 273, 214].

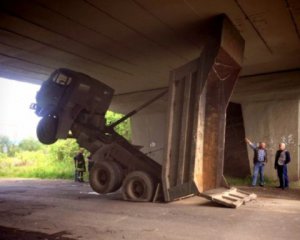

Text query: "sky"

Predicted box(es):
[0, 77, 41, 142]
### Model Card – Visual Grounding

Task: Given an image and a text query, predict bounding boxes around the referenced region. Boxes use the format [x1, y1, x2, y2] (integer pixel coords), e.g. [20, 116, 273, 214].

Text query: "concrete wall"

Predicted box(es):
[130, 112, 166, 164]
[232, 70, 300, 181]
[110, 89, 168, 165]
[242, 99, 299, 180]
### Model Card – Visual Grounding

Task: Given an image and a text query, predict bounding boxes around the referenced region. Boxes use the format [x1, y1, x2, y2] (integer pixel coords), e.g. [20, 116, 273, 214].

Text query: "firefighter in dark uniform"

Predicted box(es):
[74, 148, 86, 182]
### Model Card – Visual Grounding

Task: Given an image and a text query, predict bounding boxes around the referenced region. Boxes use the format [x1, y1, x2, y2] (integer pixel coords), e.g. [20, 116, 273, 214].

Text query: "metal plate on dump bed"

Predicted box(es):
[199, 188, 257, 208]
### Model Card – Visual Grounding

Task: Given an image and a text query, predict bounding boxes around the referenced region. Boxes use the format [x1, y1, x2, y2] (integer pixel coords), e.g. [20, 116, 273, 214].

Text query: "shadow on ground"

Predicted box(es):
[0, 226, 74, 240]
[239, 185, 300, 201]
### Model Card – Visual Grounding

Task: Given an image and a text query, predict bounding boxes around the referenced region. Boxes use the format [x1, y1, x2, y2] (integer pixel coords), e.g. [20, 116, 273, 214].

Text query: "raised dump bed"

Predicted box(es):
[31, 15, 255, 208]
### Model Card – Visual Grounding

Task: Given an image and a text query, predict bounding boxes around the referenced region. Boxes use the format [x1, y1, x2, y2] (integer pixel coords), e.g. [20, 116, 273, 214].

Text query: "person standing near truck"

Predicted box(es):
[74, 148, 86, 182]
[274, 143, 291, 190]
[245, 138, 268, 187]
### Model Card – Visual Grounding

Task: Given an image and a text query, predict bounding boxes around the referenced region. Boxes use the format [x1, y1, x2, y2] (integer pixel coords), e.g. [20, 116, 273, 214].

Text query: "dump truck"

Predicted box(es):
[31, 15, 256, 208]
[31, 68, 163, 202]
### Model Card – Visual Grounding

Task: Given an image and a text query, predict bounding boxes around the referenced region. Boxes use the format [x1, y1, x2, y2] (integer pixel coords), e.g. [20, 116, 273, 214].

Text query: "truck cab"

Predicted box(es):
[31, 68, 114, 144]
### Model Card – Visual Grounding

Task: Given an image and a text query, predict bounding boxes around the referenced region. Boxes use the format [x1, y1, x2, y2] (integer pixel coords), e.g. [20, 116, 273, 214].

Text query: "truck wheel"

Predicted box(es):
[37, 115, 58, 144]
[89, 161, 123, 194]
[122, 171, 154, 202]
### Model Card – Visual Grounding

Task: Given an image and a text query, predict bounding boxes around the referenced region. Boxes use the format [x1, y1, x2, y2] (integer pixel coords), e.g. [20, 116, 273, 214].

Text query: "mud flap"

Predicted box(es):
[198, 187, 257, 208]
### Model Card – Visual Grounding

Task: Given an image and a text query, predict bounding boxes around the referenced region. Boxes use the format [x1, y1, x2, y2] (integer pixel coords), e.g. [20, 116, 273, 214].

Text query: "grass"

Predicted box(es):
[225, 175, 278, 187]
[290, 180, 300, 188]
[0, 150, 75, 180]
[226, 176, 300, 189]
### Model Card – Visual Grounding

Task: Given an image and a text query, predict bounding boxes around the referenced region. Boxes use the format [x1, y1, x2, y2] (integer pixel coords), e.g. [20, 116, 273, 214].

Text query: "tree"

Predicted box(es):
[0, 135, 11, 153]
[105, 111, 131, 140]
[0, 135, 16, 156]
[18, 138, 42, 151]
[47, 139, 79, 162]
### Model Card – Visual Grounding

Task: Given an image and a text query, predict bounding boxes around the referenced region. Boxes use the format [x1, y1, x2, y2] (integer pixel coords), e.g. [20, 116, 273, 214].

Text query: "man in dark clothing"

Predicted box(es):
[275, 143, 291, 190]
[74, 149, 86, 182]
[245, 138, 268, 187]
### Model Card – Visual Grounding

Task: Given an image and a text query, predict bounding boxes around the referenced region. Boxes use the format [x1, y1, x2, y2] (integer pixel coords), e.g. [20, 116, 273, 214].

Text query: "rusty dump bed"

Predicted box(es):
[162, 14, 245, 202]
[32, 14, 255, 207]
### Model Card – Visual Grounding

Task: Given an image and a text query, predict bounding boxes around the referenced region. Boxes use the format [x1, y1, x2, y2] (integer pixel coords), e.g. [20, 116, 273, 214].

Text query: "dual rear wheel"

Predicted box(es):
[89, 161, 123, 194]
[122, 171, 154, 202]
[89, 161, 155, 202]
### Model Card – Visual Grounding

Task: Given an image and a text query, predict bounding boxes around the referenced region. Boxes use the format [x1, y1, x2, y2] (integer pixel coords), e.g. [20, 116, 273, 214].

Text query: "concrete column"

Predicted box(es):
[224, 103, 251, 178]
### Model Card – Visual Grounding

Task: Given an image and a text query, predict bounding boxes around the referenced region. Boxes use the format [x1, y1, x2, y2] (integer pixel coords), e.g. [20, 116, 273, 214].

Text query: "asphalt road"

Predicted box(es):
[0, 179, 300, 240]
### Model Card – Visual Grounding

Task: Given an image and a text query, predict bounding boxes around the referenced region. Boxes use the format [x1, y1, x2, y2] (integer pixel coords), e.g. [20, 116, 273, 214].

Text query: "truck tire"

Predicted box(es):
[89, 161, 123, 194]
[37, 115, 58, 144]
[122, 171, 154, 202]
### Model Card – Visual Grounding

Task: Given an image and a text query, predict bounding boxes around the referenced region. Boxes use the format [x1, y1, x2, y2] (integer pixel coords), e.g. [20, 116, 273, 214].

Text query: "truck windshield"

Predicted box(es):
[52, 73, 72, 86]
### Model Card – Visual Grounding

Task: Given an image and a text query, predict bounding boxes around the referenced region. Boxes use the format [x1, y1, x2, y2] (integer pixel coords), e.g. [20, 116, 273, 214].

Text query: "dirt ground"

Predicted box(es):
[0, 179, 300, 240]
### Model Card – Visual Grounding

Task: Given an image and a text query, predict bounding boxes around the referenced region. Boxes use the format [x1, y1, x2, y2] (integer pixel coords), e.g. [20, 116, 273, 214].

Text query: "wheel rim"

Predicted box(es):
[132, 180, 145, 198]
[97, 169, 109, 186]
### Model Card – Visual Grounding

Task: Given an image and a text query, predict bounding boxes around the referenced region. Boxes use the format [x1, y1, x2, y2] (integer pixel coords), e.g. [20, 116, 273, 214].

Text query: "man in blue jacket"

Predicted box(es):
[245, 138, 268, 187]
[275, 143, 291, 190]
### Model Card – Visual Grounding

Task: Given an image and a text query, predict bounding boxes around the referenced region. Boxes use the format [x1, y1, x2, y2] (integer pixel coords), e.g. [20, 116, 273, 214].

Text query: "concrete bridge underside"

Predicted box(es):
[0, 0, 300, 181]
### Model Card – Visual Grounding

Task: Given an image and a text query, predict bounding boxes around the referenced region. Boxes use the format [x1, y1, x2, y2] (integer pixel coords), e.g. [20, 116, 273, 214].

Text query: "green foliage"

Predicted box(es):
[47, 139, 79, 162]
[18, 138, 42, 152]
[225, 175, 252, 186]
[225, 175, 276, 186]
[0, 150, 74, 179]
[0, 111, 132, 179]
[0, 135, 16, 156]
[0, 135, 11, 151]
[105, 111, 131, 140]
[0, 142, 76, 179]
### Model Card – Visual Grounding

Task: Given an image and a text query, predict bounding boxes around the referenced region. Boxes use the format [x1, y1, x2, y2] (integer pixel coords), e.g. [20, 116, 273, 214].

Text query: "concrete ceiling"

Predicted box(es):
[0, 0, 299, 94]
